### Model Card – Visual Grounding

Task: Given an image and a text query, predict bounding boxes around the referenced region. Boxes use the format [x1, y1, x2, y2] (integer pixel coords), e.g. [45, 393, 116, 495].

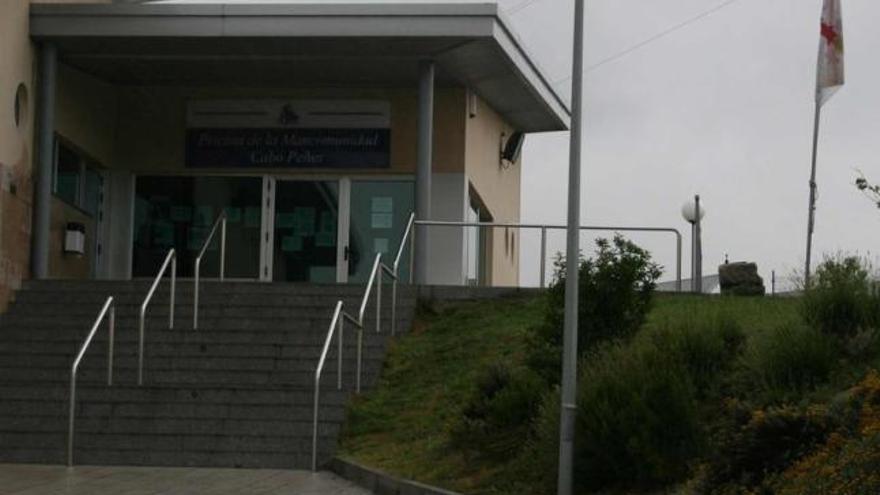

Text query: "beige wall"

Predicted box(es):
[464, 93, 521, 287]
[56, 64, 118, 166]
[0, 0, 35, 311]
[113, 86, 466, 176]
[49, 197, 93, 279]
[45, 65, 118, 279]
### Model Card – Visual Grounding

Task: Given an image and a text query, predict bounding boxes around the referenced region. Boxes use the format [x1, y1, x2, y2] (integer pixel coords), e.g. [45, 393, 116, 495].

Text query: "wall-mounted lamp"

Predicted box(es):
[64, 222, 86, 256]
[500, 131, 525, 169]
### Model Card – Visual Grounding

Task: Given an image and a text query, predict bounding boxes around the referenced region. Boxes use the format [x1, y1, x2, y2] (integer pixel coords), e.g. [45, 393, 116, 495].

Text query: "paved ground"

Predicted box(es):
[0, 464, 372, 495]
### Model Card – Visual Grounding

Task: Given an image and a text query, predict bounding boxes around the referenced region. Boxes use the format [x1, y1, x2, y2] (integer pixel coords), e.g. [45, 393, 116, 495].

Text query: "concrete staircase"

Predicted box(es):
[0, 279, 416, 469]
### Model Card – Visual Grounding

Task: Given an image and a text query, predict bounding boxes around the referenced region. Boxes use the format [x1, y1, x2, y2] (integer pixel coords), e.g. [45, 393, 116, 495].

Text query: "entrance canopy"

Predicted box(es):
[29, 1, 570, 132]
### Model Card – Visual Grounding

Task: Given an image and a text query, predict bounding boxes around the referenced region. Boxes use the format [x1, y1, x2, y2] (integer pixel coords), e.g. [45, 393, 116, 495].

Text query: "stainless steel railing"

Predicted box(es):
[68, 296, 116, 467]
[193, 211, 227, 330]
[311, 213, 415, 471]
[412, 220, 683, 291]
[138, 248, 176, 385]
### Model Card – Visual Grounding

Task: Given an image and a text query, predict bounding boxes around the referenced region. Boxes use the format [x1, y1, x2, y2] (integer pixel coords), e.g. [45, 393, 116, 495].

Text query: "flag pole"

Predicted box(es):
[804, 100, 822, 287]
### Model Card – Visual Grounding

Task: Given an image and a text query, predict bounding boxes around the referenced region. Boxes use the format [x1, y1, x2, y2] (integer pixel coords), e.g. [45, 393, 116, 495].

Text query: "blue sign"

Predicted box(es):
[185, 128, 391, 169]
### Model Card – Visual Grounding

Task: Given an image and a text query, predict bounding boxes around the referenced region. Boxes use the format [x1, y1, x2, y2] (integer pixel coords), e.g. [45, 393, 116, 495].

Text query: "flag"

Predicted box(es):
[816, 0, 844, 105]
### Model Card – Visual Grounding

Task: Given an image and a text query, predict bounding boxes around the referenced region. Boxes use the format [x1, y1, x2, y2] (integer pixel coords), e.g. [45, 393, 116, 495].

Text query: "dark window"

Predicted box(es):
[55, 144, 81, 206]
[54, 139, 103, 216]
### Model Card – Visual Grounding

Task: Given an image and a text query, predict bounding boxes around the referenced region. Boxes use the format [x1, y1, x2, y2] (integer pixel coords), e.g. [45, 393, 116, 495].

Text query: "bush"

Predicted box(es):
[772, 433, 880, 494]
[650, 313, 745, 396]
[802, 256, 880, 338]
[507, 388, 561, 494]
[573, 342, 701, 491]
[704, 402, 831, 490]
[530, 235, 662, 383]
[741, 323, 838, 398]
[452, 363, 546, 459]
[770, 371, 880, 494]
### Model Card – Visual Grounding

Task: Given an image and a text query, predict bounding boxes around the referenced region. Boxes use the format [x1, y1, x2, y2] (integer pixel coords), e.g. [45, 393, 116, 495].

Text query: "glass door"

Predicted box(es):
[270, 180, 343, 283]
[347, 180, 414, 283]
[132, 176, 264, 279]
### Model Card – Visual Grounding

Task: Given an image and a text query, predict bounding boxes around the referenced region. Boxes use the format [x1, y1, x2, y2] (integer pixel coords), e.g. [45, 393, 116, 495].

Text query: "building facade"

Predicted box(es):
[0, 1, 569, 311]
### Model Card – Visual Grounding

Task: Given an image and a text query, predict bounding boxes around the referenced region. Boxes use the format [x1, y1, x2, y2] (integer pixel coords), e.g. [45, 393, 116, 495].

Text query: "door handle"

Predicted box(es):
[344, 246, 350, 261]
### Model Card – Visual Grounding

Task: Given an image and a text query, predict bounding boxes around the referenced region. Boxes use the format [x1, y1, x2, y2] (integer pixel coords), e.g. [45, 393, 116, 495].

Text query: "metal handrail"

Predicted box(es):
[193, 211, 227, 330]
[138, 248, 176, 386]
[68, 296, 116, 467]
[312, 254, 396, 471]
[311, 215, 415, 471]
[413, 220, 683, 292]
[391, 213, 416, 336]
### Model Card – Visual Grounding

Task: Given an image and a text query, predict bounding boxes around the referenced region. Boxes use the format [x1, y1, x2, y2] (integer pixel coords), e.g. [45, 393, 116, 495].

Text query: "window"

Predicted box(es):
[466, 189, 491, 286]
[53, 139, 102, 217]
[14, 83, 28, 129]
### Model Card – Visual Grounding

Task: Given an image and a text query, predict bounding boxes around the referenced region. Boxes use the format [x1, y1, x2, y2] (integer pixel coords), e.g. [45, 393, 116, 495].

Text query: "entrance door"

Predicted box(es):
[347, 180, 414, 283]
[270, 180, 345, 283]
[132, 176, 264, 279]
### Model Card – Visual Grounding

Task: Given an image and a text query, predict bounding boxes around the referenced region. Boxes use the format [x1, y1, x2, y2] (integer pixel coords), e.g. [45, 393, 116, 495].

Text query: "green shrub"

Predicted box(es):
[802, 256, 879, 338]
[508, 388, 561, 494]
[742, 323, 838, 398]
[650, 313, 745, 396]
[529, 235, 662, 383]
[573, 342, 701, 491]
[772, 433, 880, 494]
[704, 402, 831, 490]
[452, 363, 545, 459]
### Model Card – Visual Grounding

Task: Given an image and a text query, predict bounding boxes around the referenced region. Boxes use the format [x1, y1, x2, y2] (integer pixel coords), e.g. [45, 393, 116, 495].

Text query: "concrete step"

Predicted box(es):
[12, 290, 416, 307]
[5, 304, 411, 320]
[20, 279, 415, 297]
[0, 402, 347, 424]
[0, 383, 346, 404]
[0, 431, 340, 457]
[0, 367, 382, 388]
[0, 315, 411, 334]
[0, 353, 388, 372]
[0, 447, 329, 470]
[0, 342, 390, 359]
[0, 278, 415, 469]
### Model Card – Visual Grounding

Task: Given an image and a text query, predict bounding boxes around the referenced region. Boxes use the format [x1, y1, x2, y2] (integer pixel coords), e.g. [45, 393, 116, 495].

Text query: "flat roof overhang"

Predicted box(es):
[29, 2, 570, 133]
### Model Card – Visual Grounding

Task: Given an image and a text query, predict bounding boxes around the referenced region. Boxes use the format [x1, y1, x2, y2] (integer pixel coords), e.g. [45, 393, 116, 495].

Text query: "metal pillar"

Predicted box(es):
[558, 0, 585, 493]
[804, 102, 822, 287]
[414, 61, 435, 285]
[694, 195, 702, 294]
[33, 43, 57, 279]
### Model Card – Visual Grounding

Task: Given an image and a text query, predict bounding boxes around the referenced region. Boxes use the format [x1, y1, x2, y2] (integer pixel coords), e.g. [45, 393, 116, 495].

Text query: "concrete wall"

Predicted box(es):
[464, 93, 521, 287]
[0, 0, 35, 311]
[425, 173, 467, 285]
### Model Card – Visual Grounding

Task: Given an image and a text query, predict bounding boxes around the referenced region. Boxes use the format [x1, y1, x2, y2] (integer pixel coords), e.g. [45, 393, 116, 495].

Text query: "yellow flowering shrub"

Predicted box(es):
[772, 371, 880, 495]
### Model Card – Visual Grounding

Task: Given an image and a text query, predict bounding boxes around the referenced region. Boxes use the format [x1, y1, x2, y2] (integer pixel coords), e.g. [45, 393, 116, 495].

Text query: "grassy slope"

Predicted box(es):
[338, 293, 842, 494]
[339, 295, 546, 493]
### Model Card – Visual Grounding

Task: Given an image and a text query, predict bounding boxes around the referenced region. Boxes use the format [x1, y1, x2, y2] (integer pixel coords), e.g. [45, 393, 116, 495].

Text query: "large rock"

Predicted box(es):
[719, 262, 765, 296]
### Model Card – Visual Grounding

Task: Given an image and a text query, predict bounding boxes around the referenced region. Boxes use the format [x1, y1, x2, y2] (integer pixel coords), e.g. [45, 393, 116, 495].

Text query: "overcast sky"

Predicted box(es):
[495, 0, 879, 290]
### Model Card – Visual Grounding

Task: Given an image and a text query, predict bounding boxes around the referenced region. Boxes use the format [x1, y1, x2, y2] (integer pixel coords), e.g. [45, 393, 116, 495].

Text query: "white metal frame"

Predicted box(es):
[68, 296, 116, 467]
[137, 248, 176, 385]
[311, 213, 415, 471]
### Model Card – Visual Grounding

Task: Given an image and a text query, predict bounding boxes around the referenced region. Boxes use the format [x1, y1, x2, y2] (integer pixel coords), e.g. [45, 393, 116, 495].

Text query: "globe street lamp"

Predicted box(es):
[681, 195, 705, 294]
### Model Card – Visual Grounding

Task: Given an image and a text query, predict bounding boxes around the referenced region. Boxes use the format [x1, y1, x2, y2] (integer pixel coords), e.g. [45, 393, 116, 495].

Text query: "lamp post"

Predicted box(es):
[558, 0, 586, 494]
[681, 195, 706, 294]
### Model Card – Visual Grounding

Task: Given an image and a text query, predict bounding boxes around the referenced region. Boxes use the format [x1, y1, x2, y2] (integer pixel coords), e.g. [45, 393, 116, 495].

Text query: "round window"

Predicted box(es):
[14, 83, 28, 129]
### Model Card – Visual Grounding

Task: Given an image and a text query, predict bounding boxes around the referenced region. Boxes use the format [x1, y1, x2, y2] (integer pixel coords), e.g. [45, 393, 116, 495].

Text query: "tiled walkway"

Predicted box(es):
[0, 464, 371, 495]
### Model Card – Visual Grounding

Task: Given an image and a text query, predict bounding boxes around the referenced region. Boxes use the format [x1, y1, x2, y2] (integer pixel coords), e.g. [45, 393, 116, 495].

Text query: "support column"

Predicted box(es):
[414, 61, 434, 285]
[32, 43, 57, 279]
